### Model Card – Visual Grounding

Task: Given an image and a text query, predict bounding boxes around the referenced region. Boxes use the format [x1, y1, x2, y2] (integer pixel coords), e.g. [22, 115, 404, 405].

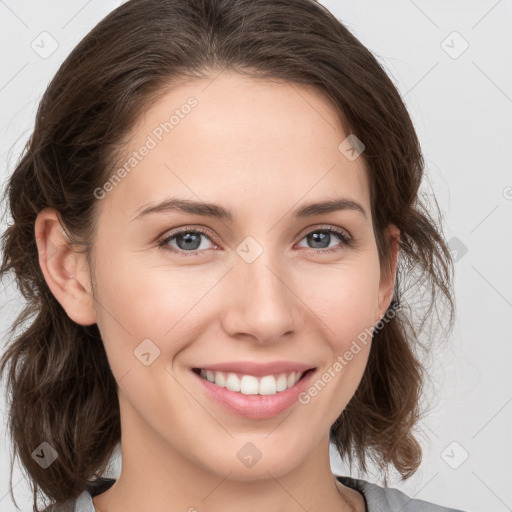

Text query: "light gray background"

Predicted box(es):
[1, 1, 511, 511]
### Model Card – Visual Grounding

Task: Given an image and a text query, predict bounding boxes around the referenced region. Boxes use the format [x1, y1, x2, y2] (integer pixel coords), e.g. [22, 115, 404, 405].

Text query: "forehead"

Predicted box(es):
[103, 71, 370, 221]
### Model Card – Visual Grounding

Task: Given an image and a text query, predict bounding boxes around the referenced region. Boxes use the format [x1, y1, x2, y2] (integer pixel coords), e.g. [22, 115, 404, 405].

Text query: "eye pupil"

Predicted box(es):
[308, 231, 330, 249]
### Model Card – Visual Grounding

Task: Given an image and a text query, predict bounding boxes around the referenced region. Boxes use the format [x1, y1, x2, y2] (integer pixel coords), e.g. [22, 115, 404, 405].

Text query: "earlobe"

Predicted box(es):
[376, 223, 400, 322]
[34, 207, 96, 326]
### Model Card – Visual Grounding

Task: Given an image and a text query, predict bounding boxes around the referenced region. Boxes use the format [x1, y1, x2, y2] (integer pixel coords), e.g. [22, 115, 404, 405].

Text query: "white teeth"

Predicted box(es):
[240, 375, 259, 395]
[198, 369, 305, 395]
[225, 373, 241, 392]
[214, 372, 226, 387]
[276, 374, 288, 392]
[258, 375, 277, 395]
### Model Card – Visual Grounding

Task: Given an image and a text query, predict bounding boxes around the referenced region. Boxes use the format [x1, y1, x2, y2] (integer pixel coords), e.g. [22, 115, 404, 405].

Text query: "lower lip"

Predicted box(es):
[192, 368, 317, 420]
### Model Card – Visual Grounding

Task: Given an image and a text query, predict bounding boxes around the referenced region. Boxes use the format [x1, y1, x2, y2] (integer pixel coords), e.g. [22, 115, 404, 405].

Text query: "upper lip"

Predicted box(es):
[193, 361, 316, 377]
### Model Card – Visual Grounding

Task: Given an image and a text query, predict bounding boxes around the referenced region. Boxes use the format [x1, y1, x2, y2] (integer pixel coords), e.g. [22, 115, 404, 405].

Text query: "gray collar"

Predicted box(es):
[72, 474, 465, 512]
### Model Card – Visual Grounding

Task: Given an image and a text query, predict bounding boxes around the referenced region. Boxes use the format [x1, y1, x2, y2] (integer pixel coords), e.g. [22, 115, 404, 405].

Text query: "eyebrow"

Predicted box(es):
[132, 196, 367, 221]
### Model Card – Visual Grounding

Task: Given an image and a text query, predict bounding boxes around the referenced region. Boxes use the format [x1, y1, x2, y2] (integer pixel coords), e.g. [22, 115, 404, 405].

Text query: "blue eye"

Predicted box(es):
[158, 226, 352, 257]
[296, 227, 351, 253]
[158, 227, 215, 256]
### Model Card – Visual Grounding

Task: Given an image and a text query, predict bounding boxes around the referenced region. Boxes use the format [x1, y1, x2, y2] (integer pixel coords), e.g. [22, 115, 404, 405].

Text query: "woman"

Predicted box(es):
[0, 0, 464, 511]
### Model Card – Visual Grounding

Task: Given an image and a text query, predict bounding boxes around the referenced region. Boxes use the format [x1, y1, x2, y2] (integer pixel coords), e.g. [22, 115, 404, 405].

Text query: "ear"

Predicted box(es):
[375, 223, 400, 323]
[34, 207, 96, 326]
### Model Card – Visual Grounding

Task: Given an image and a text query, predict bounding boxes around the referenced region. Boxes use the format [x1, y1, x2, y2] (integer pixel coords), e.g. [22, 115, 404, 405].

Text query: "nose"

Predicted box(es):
[220, 251, 300, 345]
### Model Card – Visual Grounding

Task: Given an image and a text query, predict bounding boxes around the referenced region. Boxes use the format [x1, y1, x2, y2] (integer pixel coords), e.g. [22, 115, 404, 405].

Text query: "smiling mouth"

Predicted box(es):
[192, 367, 315, 396]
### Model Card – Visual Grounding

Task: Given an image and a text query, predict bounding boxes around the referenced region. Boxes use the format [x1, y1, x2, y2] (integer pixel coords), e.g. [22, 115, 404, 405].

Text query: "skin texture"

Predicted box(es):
[35, 71, 400, 512]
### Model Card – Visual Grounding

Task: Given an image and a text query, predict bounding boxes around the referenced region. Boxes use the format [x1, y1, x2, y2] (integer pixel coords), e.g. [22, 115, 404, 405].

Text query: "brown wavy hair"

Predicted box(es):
[0, 0, 455, 510]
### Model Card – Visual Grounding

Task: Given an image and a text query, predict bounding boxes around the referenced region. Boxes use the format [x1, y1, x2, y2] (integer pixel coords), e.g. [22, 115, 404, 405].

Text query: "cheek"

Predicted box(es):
[291, 258, 379, 415]
[91, 250, 224, 371]
[295, 255, 381, 344]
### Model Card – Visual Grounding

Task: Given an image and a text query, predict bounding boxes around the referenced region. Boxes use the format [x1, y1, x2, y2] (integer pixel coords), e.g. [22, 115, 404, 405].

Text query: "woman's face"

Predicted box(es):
[83, 71, 398, 480]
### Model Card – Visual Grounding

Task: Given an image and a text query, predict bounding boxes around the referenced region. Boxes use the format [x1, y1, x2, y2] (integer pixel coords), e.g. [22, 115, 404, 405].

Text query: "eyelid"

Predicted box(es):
[159, 224, 217, 242]
[158, 224, 352, 243]
[157, 223, 353, 255]
[295, 223, 352, 243]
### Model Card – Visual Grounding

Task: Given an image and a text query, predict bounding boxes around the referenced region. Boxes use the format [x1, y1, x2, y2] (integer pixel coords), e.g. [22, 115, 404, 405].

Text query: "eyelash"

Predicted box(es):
[157, 225, 353, 257]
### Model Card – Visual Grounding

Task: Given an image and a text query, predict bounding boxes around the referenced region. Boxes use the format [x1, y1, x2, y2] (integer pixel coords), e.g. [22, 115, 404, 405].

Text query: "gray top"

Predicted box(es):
[66, 475, 467, 512]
